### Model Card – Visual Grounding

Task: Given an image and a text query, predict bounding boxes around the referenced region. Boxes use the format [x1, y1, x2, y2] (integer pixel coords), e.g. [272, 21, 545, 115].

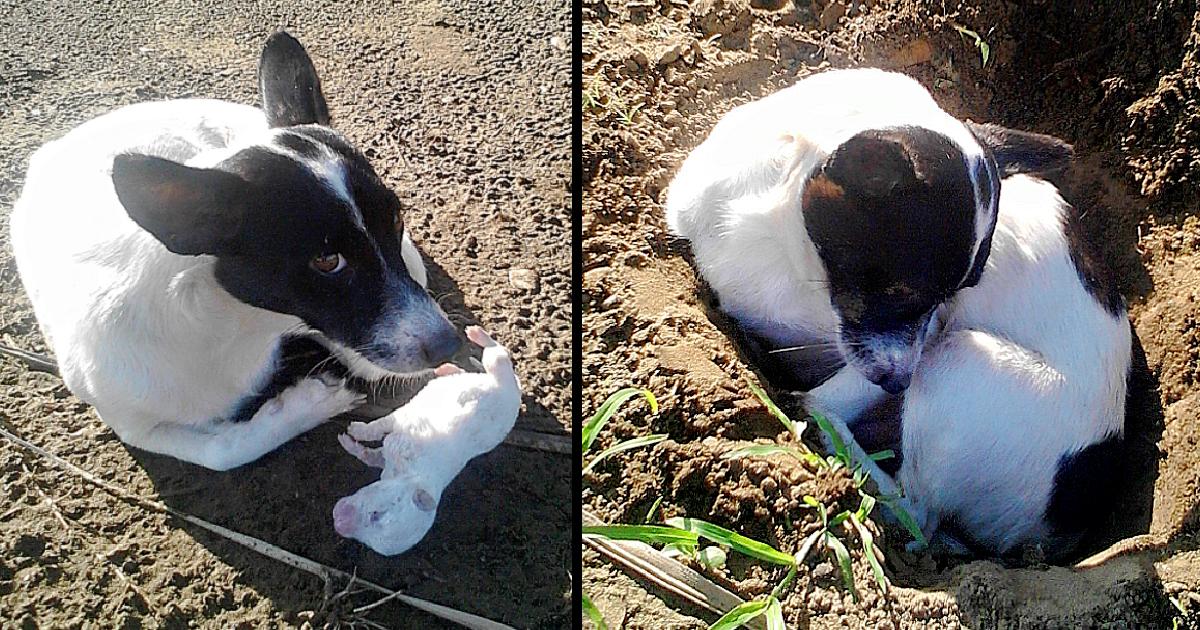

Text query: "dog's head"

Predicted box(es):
[801, 121, 1071, 394]
[111, 31, 460, 374]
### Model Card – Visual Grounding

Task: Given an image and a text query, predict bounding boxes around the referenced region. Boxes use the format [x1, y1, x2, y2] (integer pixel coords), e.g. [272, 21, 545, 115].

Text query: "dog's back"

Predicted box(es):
[12, 99, 283, 424]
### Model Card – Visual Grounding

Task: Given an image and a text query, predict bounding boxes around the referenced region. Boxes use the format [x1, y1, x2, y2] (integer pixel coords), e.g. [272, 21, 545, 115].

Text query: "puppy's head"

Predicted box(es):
[332, 477, 438, 556]
[111, 31, 460, 374]
[802, 123, 1070, 394]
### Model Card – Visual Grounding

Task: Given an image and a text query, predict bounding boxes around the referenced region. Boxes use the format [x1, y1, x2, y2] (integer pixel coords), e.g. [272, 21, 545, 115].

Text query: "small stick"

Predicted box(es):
[0, 344, 58, 375]
[583, 509, 766, 630]
[22, 461, 71, 532]
[0, 424, 513, 630]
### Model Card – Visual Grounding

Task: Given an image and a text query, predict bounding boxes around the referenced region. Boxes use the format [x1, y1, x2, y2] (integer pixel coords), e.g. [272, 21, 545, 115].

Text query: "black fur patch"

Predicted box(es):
[965, 122, 1074, 176]
[848, 394, 904, 476]
[258, 31, 331, 128]
[227, 335, 349, 423]
[273, 129, 327, 160]
[1043, 431, 1125, 555]
[1061, 200, 1126, 316]
[206, 138, 441, 366]
[803, 126, 980, 339]
[733, 324, 845, 391]
[960, 156, 1000, 290]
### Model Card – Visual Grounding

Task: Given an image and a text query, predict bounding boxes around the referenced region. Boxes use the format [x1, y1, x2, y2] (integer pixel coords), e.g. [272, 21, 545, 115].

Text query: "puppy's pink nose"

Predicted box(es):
[333, 498, 358, 536]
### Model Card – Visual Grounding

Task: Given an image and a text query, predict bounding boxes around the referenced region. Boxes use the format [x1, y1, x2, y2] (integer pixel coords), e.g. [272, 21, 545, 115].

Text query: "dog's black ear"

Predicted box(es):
[112, 154, 249, 256]
[258, 31, 330, 128]
[966, 121, 1073, 176]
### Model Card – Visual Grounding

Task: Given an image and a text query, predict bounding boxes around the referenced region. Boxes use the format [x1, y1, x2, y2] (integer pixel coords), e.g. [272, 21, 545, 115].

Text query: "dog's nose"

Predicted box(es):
[421, 328, 462, 365]
[876, 371, 912, 395]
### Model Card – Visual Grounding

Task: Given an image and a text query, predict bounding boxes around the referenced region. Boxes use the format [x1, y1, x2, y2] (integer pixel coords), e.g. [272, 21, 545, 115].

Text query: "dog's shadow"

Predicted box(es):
[127, 255, 569, 627]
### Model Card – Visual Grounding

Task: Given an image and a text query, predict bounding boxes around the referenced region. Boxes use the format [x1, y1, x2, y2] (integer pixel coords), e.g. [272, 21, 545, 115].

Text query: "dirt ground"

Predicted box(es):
[0, 0, 570, 628]
[583, 0, 1200, 627]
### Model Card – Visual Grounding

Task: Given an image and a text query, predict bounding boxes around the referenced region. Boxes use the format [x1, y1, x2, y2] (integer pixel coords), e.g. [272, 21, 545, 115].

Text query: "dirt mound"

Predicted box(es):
[0, 0, 571, 627]
[583, 0, 1200, 626]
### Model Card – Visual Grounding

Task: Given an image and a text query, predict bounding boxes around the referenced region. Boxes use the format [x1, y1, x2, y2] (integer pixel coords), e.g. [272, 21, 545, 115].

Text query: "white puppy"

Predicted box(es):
[334, 326, 521, 556]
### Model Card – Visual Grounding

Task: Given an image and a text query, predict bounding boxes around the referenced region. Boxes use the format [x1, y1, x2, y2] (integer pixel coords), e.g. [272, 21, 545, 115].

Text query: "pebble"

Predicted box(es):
[658, 44, 685, 66]
[819, 2, 847, 31]
[508, 268, 540, 292]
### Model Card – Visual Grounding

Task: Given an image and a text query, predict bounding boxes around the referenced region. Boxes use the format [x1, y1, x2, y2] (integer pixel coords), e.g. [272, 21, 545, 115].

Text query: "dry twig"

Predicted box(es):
[583, 509, 766, 630]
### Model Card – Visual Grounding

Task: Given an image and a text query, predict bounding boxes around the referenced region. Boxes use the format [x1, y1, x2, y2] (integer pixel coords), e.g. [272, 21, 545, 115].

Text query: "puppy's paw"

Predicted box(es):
[339, 433, 386, 468]
[434, 363, 465, 376]
[465, 326, 496, 348]
[348, 419, 389, 442]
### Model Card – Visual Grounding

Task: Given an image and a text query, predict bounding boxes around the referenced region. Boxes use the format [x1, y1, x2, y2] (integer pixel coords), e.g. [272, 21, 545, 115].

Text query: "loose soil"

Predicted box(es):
[0, 0, 571, 628]
[583, 0, 1200, 627]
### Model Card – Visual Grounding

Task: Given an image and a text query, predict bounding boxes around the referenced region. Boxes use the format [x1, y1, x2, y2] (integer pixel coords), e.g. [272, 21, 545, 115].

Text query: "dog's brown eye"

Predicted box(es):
[311, 253, 346, 275]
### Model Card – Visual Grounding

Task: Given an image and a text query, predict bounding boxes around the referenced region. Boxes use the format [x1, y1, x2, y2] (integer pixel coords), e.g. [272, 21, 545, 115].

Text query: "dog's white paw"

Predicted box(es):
[283, 377, 364, 422]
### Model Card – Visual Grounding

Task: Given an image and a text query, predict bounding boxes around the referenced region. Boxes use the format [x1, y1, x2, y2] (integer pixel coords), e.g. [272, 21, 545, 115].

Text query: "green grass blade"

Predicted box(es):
[764, 597, 785, 630]
[662, 541, 697, 559]
[856, 493, 877, 523]
[583, 592, 608, 630]
[825, 533, 858, 602]
[582, 388, 658, 453]
[722, 444, 792, 459]
[867, 449, 895, 462]
[769, 565, 798, 601]
[810, 413, 848, 464]
[850, 513, 888, 594]
[881, 497, 928, 548]
[644, 496, 664, 524]
[582, 524, 699, 547]
[666, 517, 795, 566]
[709, 599, 771, 630]
[698, 545, 728, 570]
[724, 444, 826, 468]
[746, 380, 804, 437]
[583, 434, 668, 475]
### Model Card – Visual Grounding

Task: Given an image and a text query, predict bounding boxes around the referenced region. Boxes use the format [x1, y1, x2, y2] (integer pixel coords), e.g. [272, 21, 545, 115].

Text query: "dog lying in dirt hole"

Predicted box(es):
[666, 68, 1137, 561]
[9, 32, 460, 471]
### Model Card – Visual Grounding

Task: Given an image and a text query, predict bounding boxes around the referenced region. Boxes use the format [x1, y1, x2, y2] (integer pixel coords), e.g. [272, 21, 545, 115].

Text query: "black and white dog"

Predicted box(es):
[666, 68, 1132, 559]
[10, 32, 460, 471]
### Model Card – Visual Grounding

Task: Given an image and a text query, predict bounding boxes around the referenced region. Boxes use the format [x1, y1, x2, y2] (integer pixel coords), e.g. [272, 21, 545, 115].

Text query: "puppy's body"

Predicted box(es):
[335, 326, 521, 555]
[666, 68, 1130, 557]
[11, 34, 457, 470]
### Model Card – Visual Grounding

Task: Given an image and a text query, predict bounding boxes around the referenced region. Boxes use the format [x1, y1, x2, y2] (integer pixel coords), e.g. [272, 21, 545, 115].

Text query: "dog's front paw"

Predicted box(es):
[285, 377, 365, 421]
